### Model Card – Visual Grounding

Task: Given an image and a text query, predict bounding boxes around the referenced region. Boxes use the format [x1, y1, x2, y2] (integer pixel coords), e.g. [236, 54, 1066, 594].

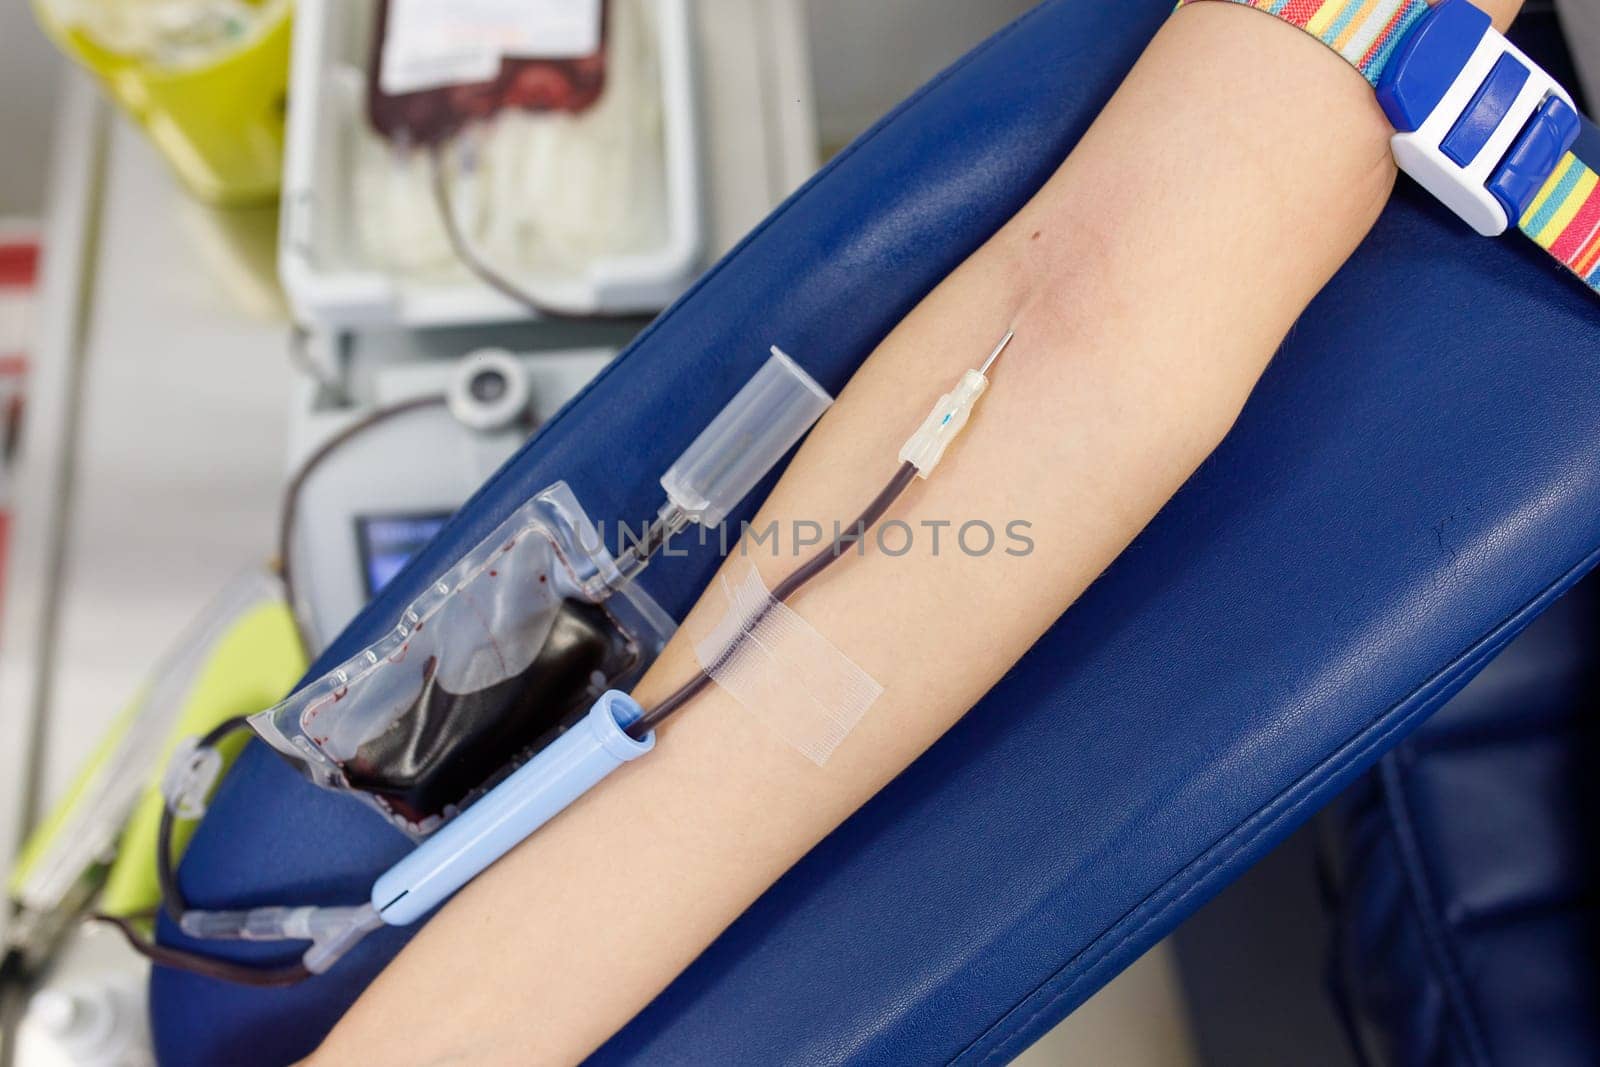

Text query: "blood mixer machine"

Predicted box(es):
[279, 0, 704, 329]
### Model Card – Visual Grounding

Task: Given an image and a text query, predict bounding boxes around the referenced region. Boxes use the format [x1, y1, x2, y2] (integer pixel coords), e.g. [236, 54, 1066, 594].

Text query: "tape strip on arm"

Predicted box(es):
[691, 560, 884, 766]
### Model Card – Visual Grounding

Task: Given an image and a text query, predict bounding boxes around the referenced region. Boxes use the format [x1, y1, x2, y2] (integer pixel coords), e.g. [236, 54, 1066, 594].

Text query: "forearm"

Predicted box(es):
[317, 2, 1520, 1063]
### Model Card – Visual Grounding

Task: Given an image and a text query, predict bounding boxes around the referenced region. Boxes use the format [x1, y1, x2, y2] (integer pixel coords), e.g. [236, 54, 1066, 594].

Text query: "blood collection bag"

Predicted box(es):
[368, 0, 610, 145]
[251, 482, 673, 836]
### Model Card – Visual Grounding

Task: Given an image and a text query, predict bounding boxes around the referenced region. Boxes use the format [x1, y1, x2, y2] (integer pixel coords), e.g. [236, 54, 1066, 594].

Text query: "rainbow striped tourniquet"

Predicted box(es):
[1519, 134, 1600, 292]
[1180, 0, 1600, 295]
[1176, 0, 1430, 85]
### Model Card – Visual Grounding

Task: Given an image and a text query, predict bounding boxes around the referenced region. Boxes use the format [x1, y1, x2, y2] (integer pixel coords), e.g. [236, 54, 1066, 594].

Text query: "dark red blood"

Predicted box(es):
[505, 65, 573, 110]
[367, 1, 609, 146]
[344, 599, 638, 825]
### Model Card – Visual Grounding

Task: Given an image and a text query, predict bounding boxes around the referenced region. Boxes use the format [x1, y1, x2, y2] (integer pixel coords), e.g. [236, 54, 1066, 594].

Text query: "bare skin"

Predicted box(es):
[311, 2, 1525, 1063]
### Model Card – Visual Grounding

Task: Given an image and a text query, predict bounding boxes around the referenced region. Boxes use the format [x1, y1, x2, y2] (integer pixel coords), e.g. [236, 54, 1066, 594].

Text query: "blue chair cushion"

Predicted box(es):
[151, 0, 1600, 1062]
[1323, 571, 1600, 1067]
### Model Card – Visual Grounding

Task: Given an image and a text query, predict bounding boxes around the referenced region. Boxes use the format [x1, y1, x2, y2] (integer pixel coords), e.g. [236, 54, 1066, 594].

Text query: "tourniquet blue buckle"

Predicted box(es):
[1377, 0, 1579, 236]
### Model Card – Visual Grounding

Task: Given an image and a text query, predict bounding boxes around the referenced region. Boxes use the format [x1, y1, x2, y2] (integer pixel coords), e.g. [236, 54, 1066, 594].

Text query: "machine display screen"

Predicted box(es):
[356, 512, 452, 598]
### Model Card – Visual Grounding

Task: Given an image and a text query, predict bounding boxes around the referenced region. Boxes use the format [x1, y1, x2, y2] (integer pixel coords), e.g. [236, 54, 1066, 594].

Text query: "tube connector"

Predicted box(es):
[898, 329, 1012, 478]
[611, 501, 693, 582]
[178, 903, 383, 975]
[898, 369, 987, 478]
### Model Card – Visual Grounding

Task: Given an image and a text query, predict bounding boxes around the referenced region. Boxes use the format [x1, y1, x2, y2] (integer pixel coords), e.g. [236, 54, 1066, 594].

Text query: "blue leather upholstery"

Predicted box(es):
[1320, 17, 1600, 1067]
[151, 0, 1600, 1062]
[1323, 576, 1600, 1067]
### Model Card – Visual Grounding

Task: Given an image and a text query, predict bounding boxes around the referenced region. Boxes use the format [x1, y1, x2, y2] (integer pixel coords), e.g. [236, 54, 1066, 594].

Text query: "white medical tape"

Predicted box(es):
[692, 560, 883, 765]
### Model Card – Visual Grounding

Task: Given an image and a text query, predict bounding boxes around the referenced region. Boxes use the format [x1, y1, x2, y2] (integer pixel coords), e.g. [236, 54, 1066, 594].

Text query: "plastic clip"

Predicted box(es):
[160, 737, 223, 819]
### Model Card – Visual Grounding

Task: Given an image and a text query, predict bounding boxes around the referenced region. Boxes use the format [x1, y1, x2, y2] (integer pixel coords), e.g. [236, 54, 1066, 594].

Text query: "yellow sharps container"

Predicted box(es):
[32, 1, 292, 205]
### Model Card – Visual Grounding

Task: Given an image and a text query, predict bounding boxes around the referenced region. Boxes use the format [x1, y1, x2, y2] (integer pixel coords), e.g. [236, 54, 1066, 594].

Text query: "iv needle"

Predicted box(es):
[980, 329, 1015, 376]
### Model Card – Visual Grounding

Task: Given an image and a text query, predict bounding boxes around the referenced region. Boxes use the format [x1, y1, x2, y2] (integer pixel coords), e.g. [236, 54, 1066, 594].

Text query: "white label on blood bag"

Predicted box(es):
[381, 0, 603, 96]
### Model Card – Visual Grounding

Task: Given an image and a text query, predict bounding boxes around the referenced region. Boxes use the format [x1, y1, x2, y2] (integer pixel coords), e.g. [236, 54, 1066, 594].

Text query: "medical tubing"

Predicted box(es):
[628, 460, 918, 737]
[96, 914, 312, 988]
[277, 393, 449, 656]
[769, 462, 918, 603]
[427, 143, 650, 324]
[116, 718, 384, 984]
[612, 503, 692, 580]
[177, 904, 385, 975]
[156, 717, 252, 924]
[93, 716, 318, 987]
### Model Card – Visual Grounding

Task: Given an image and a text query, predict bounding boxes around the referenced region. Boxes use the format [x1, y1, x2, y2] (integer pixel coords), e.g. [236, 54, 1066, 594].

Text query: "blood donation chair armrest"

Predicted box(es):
[1322, 572, 1600, 1067]
[152, 0, 1600, 1063]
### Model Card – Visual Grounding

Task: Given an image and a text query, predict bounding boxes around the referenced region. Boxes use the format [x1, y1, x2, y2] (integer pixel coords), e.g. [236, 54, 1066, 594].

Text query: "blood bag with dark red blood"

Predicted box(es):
[344, 598, 639, 825]
[250, 484, 674, 837]
[367, 0, 609, 145]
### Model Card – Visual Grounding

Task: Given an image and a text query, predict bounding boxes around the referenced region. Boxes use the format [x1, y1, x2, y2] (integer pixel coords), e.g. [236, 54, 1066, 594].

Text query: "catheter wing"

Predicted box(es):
[152, 1, 1600, 1063]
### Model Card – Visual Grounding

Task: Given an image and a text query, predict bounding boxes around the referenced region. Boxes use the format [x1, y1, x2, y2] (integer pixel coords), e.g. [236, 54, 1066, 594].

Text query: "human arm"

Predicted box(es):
[313, 1, 1524, 1063]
